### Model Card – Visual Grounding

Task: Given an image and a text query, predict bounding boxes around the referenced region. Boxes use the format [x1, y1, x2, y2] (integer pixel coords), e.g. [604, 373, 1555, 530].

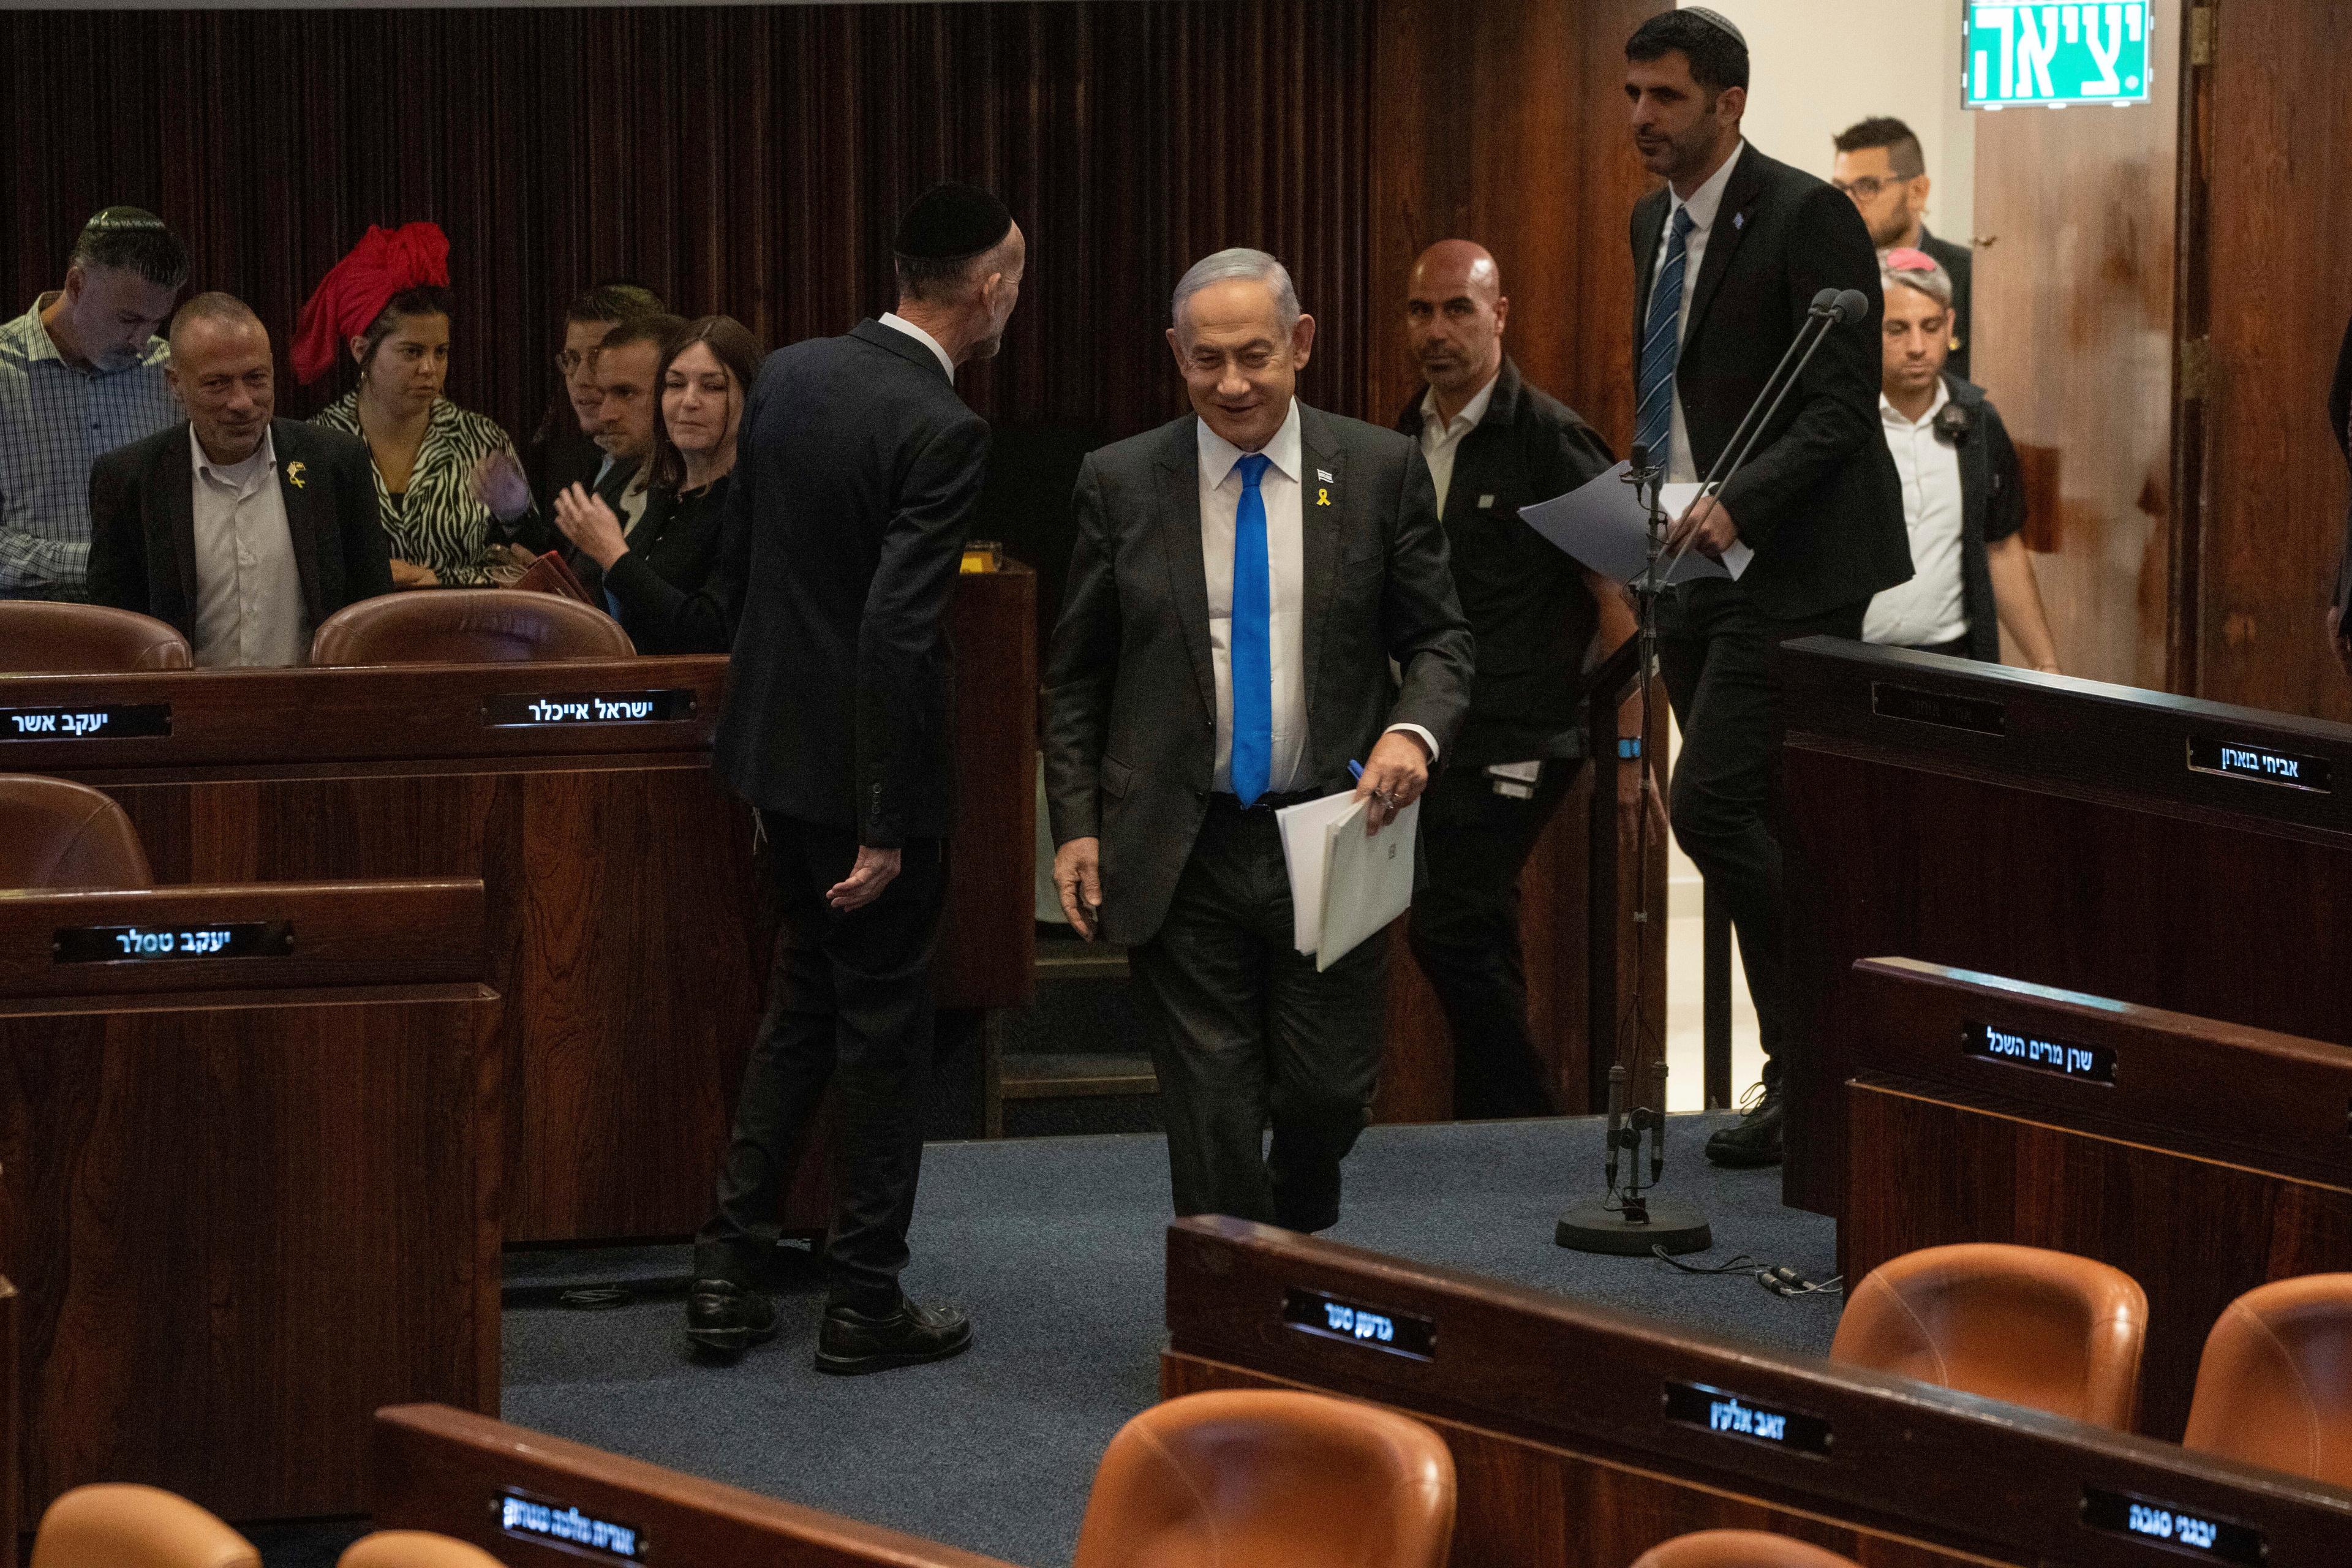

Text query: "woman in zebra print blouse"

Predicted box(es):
[294, 224, 535, 587]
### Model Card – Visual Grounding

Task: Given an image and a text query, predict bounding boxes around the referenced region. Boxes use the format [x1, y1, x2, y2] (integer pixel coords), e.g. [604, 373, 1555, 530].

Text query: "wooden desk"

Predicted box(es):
[1165, 1216, 2352, 1567]
[371, 1403, 1019, 1567]
[1780, 638, 2352, 1218]
[0, 567, 1036, 1243]
[1839, 957, 2352, 1440]
[0, 882, 497, 1523]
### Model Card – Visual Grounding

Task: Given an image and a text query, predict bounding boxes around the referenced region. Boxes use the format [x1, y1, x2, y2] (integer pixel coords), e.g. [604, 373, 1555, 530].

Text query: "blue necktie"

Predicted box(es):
[1230, 452, 1274, 807]
[1635, 206, 1697, 467]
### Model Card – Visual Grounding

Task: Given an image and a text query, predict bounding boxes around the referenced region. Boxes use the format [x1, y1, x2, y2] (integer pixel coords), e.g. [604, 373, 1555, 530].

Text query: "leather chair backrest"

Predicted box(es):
[336, 1531, 505, 1568]
[0, 601, 191, 672]
[1631, 1529, 1864, 1568]
[310, 589, 635, 666]
[1071, 1389, 1455, 1568]
[29, 1483, 259, 1568]
[1830, 1242, 2148, 1430]
[2182, 1273, 2352, 1487]
[0, 774, 153, 888]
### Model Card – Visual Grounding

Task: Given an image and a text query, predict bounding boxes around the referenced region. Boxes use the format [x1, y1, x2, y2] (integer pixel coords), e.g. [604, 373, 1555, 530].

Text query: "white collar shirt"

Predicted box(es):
[1651, 139, 1746, 481]
[878, 312, 956, 381]
[1417, 371, 1498, 517]
[1199, 399, 1310, 794]
[1861, 380, 1969, 649]
[188, 425, 307, 668]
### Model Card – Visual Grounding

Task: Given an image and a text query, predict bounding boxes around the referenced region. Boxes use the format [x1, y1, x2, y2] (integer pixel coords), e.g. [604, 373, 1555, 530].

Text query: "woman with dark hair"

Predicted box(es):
[552, 314, 761, 654]
[295, 223, 535, 587]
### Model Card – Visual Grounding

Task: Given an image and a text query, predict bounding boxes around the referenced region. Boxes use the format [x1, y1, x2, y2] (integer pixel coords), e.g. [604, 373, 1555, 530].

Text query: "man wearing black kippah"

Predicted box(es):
[690, 182, 1025, 1372]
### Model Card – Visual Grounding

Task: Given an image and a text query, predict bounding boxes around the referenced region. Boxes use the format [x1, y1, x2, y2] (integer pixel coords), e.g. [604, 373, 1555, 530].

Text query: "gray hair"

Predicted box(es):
[1170, 248, 1301, 338]
[1880, 252, 1953, 311]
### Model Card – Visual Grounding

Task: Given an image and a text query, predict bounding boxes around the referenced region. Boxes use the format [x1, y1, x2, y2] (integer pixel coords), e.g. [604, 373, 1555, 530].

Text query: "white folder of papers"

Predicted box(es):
[1275, 789, 1422, 971]
[1519, 461, 1752, 586]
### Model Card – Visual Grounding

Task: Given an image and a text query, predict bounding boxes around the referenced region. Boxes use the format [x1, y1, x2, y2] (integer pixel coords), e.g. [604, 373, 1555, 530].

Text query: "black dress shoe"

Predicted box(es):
[685, 1279, 778, 1354]
[814, 1298, 973, 1376]
[1704, 1082, 1785, 1169]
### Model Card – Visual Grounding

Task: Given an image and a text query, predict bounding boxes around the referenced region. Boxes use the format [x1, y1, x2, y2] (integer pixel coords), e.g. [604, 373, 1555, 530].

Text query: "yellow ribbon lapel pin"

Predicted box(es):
[286, 461, 307, 490]
[1314, 468, 1333, 508]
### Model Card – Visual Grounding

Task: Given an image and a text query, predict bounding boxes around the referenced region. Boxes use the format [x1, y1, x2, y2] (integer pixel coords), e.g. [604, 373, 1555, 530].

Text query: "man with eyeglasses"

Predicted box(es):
[1831, 116, 1972, 381]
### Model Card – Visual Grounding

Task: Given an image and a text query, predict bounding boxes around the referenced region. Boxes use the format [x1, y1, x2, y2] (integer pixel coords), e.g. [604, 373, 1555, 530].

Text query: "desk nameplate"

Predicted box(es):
[1, 703, 171, 741]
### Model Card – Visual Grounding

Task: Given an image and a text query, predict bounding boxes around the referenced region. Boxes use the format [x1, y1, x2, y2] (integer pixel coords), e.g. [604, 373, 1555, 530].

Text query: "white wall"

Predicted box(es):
[1684, 0, 1976, 246]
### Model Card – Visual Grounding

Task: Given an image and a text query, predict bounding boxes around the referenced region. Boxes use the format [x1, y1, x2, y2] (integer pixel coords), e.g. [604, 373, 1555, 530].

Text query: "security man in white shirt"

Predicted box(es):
[1861, 249, 2060, 673]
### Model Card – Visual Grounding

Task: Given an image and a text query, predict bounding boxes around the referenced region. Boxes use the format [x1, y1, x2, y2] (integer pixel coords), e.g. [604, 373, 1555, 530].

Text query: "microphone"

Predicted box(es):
[1806, 286, 1842, 316]
[1629, 442, 1651, 474]
[1831, 288, 1868, 325]
[1604, 1063, 1627, 1194]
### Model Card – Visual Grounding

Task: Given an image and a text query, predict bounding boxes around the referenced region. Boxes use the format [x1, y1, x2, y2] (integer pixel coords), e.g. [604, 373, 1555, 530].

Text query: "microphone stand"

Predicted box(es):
[1558, 288, 1858, 1257]
[1556, 440, 1710, 1257]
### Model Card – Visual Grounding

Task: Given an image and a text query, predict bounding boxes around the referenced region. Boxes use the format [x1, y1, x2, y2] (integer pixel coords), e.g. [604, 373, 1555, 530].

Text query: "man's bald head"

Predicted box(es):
[1404, 239, 1510, 413]
[1409, 239, 1504, 304]
[165, 292, 275, 464]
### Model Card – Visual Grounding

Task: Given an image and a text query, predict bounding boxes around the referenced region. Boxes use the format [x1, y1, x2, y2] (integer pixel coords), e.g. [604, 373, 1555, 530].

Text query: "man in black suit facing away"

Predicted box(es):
[688, 184, 1024, 1371]
[1624, 9, 1910, 1167]
[1046, 249, 1472, 1232]
[89, 293, 390, 663]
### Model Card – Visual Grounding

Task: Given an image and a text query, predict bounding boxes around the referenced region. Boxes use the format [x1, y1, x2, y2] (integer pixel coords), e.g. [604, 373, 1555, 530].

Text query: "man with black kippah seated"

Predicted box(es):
[688, 181, 1025, 1374]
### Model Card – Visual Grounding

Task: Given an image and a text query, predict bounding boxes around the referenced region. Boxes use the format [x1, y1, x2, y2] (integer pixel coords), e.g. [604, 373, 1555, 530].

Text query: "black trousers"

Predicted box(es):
[1408, 758, 1576, 1119]
[694, 811, 946, 1312]
[1656, 581, 1866, 1086]
[1128, 799, 1390, 1233]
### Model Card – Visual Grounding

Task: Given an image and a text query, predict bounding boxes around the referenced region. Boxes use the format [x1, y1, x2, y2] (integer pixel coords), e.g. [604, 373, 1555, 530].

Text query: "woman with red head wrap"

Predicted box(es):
[298, 223, 536, 587]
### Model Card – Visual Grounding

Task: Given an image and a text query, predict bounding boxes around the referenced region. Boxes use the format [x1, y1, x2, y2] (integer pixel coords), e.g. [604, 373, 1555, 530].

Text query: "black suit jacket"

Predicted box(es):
[574, 473, 736, 656]
[712, 320, 987, 846]
[1631, 143, 1911, 620]
[1940, 375, 2027, 663]
[1919, 225, 1973, 383]
[1395, 356, 1615, 765]
[1043, 403, 1474, 948]
[87, 418, 392, 643]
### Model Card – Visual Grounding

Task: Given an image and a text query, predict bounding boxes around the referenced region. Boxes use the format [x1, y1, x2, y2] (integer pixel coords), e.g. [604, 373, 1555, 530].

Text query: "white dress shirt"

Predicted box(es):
[1197, 400, 1437, 794]
[878, 312, 956, 380]
[1649, 140, 1746, 483]
[189, 426, 306, 668]
[1861, 380, 1969, 648]
[1417, 371, 1498, 516]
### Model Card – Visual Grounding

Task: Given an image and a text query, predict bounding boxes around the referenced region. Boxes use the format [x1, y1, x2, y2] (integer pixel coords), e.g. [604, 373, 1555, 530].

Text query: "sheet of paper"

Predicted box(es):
[1275, 788, 1366, 954]
[1317, 796, 1419, 972]
[1520, 463, 1743, 587]
[1657, 483, 1752, 580]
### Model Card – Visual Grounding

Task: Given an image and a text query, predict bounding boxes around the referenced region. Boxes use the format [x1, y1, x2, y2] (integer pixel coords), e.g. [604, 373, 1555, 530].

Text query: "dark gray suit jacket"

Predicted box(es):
[712, 320, 988, 846]
[86, 418, 392, 641]
[1043, 402, 1474, 948]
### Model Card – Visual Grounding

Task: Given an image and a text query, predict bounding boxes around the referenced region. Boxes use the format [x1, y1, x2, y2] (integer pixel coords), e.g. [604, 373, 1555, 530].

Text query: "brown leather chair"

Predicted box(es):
[2182, 1273, 2352, 1486]
[310, 589, 635, 665]
[1631, 1530, 1863, 1568]
[0, 601, 191, 671]
[29, 1483, 259, 1568]
[1070, 1389, 1455, 1568]
[0, 774, 153, 888]
[336, 1531, 505, 1568]
[1830, 1242, 2147, 1430]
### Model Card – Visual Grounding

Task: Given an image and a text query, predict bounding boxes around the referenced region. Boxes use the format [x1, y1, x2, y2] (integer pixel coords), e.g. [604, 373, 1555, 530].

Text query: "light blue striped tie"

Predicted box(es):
[1635, 206, 1697, 467]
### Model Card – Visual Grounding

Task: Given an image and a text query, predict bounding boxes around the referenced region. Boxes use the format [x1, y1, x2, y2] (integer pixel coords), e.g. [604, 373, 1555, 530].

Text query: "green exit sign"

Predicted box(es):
[1965, 2, 2155, 109]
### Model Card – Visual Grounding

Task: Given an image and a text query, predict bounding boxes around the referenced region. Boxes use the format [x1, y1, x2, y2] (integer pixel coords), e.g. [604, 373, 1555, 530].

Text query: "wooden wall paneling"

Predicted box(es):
[1845, 1082, 2352, 1443]
[2191, 0, 2352, 716]
[1969, 17, 2180, 688]
[0, 990, 498, 1521]
[1167, 1357, 1985, 1568]
[0, 1277, 15, 1561]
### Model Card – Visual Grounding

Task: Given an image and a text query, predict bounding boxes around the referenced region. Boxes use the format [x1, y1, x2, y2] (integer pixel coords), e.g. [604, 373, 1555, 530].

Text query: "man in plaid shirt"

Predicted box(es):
[0, 206, 187, 600]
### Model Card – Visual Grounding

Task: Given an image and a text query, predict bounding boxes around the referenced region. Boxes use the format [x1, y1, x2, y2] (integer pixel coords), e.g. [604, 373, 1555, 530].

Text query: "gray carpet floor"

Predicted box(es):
[491, 1112, 1839, 1568]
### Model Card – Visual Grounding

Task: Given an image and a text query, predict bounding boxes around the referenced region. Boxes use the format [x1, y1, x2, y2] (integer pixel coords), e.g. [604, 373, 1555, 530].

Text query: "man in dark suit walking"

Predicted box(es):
[688, 184, 1024, 1371]
[1831, 116, 1973, 382]
[1046, 248, 1472, 1232]
[1623, 9, 1910, 1167]
[88, 293, 390, 661]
